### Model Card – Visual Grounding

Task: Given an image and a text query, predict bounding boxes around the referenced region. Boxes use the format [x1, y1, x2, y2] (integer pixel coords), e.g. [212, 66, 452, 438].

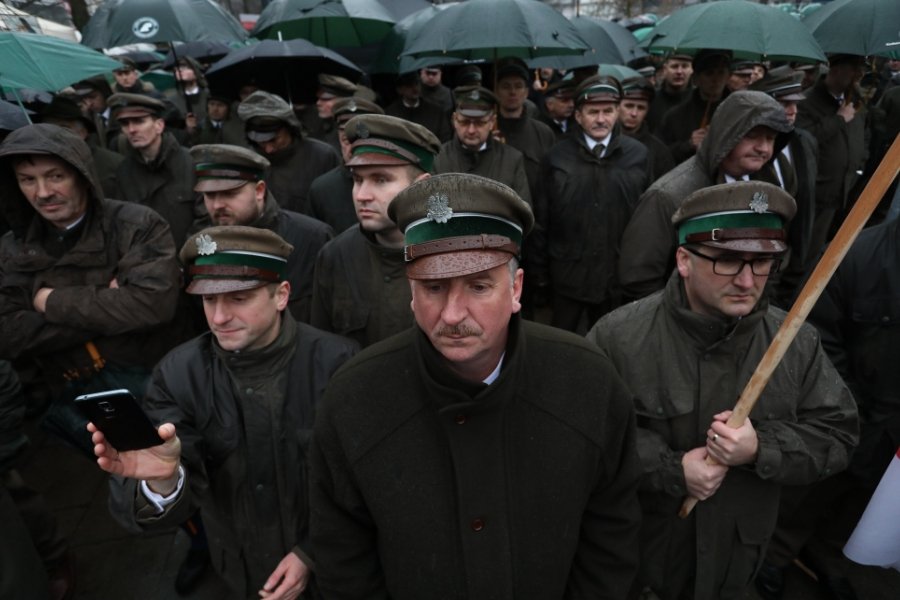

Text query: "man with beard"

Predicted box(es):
[588, 181, 857, 600]
[619, 90, 796, 302]
[192, 144, 333, 323]
[109, 93, 202, 248]
[534, 75, 649, 332]
[238, 91, 340, 216]
[310, 114, 439, 347]
[93, 226, 356, 600]
[310, 173, 642, 599]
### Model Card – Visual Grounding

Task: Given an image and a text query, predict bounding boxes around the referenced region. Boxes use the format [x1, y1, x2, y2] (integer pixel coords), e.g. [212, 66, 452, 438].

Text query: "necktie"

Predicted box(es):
[593, 143, 605, 159]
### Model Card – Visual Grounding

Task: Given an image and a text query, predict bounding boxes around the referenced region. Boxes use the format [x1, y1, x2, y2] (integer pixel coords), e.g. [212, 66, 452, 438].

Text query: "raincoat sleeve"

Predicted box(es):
[617, 186, 678, 302]
[751, 325, 859, 486]
[40, 208, 180, 336]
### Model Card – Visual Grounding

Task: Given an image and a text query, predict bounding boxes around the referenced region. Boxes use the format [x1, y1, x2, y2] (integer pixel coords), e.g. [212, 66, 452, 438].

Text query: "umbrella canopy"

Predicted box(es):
[802, 0, 900, 57]
[640, 0, 826, 64]
[252, 0, 396, 47]
[401, 0, 591, 62]
[161, 40, 236, 68]
[205, 38, 363, 103]
[0, 97, 32, 130]
[372, 4, 460, 74]
[115, 49, 167, 70]
[597, 64, 642, 83]
[529, 16, 646, 71]
[0, 31, 121, 91]
[82, 0, 248, 48]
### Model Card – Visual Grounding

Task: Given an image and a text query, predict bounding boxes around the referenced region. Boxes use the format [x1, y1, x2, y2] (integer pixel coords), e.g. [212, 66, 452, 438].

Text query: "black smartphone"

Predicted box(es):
[75, 388, 164, 451]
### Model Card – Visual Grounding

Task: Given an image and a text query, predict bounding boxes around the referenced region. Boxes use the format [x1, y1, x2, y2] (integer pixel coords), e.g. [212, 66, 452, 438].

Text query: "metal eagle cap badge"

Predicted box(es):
[749, 191, 769, 214]
[426, 193, 453, 224]
[196, 233, 217, 255]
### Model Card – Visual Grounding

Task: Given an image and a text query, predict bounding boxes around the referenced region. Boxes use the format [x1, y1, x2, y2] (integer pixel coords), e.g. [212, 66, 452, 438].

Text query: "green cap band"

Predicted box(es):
[406, 214, 523, 248]
[194, 162, 265, 182]
[193, 251, 287, 279]
[678, 212, 783, 245]
[352, 136, 435, 173]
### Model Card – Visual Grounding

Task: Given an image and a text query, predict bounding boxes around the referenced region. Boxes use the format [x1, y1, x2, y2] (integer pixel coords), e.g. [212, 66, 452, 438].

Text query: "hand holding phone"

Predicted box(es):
[76, 388, 163, 451]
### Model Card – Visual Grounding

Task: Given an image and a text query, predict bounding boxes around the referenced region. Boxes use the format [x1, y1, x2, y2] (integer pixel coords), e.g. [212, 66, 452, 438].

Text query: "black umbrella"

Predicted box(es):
[205, 38, 363, 103]
[118, 50, 167, 70]
[0, 98, 32, 131]
[161, 40, 235, 68]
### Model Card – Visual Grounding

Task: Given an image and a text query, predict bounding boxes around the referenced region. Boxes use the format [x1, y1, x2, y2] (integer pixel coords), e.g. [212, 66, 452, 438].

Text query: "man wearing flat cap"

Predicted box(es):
[535, 74, 649, 332]
[112, 57, 155, 95]
[238, 91, 341, 216]
[310, 172, 642, 599]
[435, 85, 531, 204]
[72, 74, 116, 149]
[110, 92, 201, 247]
[187, 91, 247, 147]
[300, 73, 358, 145]
[310, 114, 438, 347]
[659, 49, 733, 163]
[588, 181, 858, 600]
[191, 144, 333, 322]
[309, 97, 385, 233]
[385, 71, 453, 143]
[94, 226, 356, 600]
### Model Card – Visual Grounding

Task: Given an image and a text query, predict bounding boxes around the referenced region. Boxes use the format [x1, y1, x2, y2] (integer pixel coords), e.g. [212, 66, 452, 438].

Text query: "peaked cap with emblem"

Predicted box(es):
[190, 144, 270, 192]
[672, 181, 797, 254]
[237, 91, 302, 141]
[389, 173, 534, 280]
[180, 226, 294, 295]
[108, 93, 166, 120]
[453, 85, 497, 118]
[750, 65, 805, 102]
[575, 74, 622, 106]
[344, 114, 441, 172]
[621, 76, 655, 102]
[332, 97, 384, 126]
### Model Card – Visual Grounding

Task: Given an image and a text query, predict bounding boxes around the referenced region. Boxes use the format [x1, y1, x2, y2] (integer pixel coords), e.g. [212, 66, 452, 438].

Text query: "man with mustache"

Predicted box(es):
[310, 173, 643, 598]
[588, 181, 858, 600]
[619, 90, 797, 303]
[191, 144, 333, 323]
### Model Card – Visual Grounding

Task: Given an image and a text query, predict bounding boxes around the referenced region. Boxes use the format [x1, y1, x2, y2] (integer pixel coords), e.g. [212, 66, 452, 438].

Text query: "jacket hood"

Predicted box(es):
[696, 90, 793, 176]
[0, 123, 105, 237]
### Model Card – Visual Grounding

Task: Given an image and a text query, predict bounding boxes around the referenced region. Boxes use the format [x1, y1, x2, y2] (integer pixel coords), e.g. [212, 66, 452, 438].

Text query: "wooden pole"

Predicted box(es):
[678, 133, 900, 519]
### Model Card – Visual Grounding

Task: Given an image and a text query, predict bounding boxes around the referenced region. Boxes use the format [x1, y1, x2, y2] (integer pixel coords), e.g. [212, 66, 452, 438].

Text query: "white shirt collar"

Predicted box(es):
[483, 353, 505, 385]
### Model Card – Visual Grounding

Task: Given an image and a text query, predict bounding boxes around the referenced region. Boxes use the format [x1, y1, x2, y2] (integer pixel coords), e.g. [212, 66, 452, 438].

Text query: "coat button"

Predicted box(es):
[471, 518, 485, 532]
[455, 414, 467, 425]
[255, 483, 264, 492]
[245, 387, 253, 394]
[384, 276, 391, 283]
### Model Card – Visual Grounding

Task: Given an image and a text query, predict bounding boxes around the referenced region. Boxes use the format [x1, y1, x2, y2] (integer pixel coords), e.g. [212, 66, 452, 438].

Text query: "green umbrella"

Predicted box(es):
[401, 0, 590, 62]
[81, 0, 248, 48]
[802, 0, 900, 57]
[529, 16, 646, 71]
[641, 0, 826, 64]
[371, 5, 460, 74]
[0, 31, 121, 92]
[597, 64, 642, 83]
[138, 69, 176, 92]
[252, 0, 396, 47]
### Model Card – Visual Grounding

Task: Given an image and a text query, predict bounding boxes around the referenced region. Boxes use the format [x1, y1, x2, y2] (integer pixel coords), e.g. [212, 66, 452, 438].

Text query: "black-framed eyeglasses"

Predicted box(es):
[684, 246, 781, 276]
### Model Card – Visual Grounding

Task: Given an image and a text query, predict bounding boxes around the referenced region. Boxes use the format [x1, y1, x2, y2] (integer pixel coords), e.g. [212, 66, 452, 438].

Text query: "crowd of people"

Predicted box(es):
[1, 45, 898, 600]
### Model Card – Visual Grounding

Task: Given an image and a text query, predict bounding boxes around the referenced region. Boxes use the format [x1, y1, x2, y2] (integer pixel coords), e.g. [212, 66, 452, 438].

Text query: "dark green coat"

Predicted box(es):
[308, 165, 357, 233]
[310, 318, 642, 599]
[658, 88, 728, 163]
[587, 274, 858, 600]
[434, 136, 531, 205]
[310, 226, 410, 348]
[497, 113, 557, 209]
[264, 136, 341, 216]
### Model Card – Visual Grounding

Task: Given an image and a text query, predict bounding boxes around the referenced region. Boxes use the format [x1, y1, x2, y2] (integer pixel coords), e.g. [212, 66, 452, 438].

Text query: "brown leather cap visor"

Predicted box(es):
[406, 249, 515, 280]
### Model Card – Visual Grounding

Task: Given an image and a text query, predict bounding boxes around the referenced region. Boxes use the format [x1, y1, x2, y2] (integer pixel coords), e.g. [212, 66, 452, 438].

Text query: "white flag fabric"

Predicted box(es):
[843, 446, 900, 571]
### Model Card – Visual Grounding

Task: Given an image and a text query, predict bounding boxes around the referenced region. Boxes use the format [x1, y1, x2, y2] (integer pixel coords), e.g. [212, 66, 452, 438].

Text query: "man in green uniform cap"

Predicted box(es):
[588, 181, 858, 600]
[310, 173, 642, 599]
[93, 225, 356, 600]
[310, 114, 439, 347]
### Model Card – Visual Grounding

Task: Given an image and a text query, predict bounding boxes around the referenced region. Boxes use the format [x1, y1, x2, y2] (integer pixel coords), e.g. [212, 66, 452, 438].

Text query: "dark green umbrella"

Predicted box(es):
[81, 0, 248, 48]
[0, 31, 121, 92]
[401, 0, 590, 62]
[252, 0, 396, 47]
[641, 0, 826, 63]
[529, 16, 646, 71]
[802, 0, 900, 57]
[372, 5, 460, 74]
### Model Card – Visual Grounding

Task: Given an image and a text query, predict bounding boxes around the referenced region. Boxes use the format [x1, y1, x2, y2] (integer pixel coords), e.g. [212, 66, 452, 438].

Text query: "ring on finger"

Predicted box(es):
[712, 433, 719, 442]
